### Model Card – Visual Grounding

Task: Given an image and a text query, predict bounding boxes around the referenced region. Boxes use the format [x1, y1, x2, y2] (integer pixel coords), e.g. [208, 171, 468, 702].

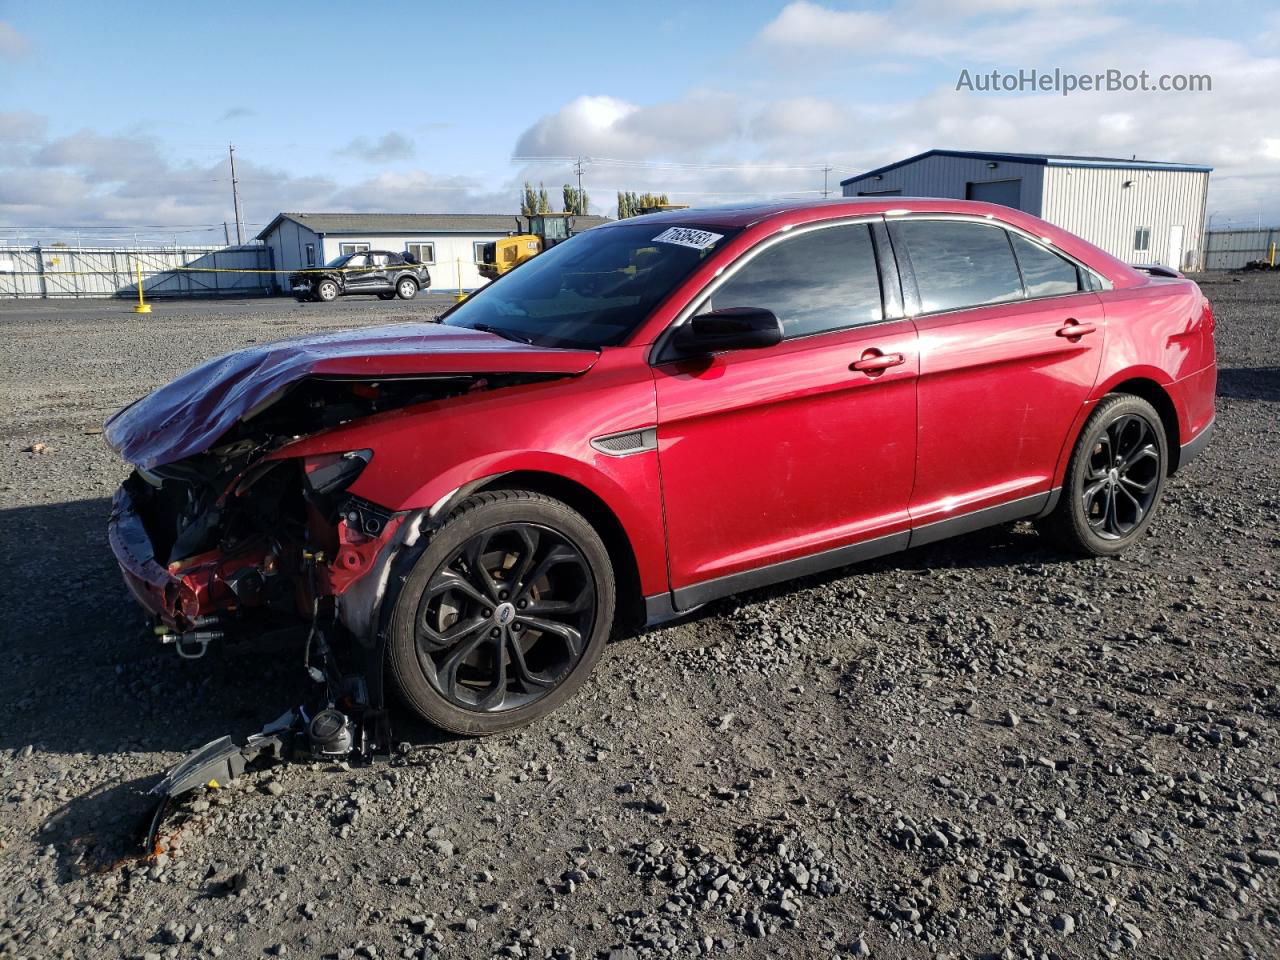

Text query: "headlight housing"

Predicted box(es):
[301, 449, 372, 498]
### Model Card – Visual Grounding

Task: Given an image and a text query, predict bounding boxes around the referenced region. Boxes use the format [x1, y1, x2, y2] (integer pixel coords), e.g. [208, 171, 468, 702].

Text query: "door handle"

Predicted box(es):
[850, 351, 905, 374]
[1055, 319, 1097, 339]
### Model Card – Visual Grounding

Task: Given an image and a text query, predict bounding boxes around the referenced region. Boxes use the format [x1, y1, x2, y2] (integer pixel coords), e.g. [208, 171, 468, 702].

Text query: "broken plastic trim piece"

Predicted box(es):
[142, 708, 297, 854]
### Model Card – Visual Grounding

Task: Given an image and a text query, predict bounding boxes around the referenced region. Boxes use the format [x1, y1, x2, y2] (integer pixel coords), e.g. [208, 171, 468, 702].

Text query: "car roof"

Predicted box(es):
[608, 197, 1148, 293]
[606, 197, 1022, 229]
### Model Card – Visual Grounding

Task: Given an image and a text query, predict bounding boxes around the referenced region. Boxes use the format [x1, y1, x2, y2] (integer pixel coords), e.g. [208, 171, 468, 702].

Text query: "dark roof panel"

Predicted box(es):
[839, 149, 1212, 185]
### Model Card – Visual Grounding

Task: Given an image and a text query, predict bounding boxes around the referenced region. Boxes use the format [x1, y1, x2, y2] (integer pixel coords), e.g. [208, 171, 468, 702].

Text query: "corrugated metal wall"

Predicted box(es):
[842, 157, 1210, 271]
[1041, 167, 1209, 270]
[1204, 228, 1280, 270]
[842, 156, 1047, 214]
[0, 245, 272, 298]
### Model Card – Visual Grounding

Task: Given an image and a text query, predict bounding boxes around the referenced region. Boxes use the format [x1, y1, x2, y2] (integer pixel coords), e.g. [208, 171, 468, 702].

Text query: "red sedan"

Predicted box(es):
[106, 199, 1216, 736]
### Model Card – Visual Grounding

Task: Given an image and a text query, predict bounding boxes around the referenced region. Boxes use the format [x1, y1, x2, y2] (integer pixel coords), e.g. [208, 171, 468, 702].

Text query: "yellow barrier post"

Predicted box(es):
[133, 258, 151, 314]
[1271, 242, 1276, 267]
[454, 258, 466, 303]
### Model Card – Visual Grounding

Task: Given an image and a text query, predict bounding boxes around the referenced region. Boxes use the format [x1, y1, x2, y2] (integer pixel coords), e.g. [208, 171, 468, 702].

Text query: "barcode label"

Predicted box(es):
[652, 227, 724, 250]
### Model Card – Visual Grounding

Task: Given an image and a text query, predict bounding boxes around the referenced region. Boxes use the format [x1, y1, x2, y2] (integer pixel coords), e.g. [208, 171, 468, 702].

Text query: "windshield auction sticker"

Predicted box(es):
[652, 227, 724, 250]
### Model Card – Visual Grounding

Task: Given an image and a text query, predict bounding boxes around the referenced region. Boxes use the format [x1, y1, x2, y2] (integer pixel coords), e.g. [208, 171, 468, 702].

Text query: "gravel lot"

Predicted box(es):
[1, 278, 1278, 960]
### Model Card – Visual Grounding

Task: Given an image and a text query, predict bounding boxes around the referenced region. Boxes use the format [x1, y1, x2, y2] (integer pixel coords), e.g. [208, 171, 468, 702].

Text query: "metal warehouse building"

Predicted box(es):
[841, 150, 1211, 271]
[257, 212, 609, 292]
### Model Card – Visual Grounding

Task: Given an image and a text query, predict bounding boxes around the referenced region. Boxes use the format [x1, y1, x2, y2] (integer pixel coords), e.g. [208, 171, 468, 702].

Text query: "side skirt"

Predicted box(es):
[671, 529, 910, 613]
[643, 488, 1060, 623]
[907, 490, 1053, 548]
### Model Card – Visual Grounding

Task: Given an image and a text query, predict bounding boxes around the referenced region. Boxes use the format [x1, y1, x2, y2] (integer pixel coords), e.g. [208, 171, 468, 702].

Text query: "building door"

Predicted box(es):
[966, 179, 1022, 210]
[1167, 224, 1185, 270]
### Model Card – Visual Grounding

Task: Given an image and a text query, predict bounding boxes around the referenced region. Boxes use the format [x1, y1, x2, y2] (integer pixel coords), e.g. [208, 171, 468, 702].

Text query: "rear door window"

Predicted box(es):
[705, 223, 883, 338]
[1008, 233, 1081, 298]
[897, 220, 1024, 313]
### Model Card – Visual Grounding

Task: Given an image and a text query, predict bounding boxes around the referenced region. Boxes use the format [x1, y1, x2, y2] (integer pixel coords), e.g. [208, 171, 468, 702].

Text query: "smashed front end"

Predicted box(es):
[102, 323, 601, 845]
[111, 380, 415, 656]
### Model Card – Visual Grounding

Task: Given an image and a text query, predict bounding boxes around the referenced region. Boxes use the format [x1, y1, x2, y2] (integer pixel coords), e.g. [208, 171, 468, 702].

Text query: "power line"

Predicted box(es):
[513, 155, 837, 172]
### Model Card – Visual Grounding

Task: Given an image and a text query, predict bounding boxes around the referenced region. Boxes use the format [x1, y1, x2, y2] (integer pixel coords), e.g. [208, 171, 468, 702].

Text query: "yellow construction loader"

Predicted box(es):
[476, 213, 579, 281]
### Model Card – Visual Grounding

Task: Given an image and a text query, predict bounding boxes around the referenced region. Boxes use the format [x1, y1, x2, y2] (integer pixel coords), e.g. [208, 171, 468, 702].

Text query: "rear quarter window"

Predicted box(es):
[1009, 233, 1081, 298]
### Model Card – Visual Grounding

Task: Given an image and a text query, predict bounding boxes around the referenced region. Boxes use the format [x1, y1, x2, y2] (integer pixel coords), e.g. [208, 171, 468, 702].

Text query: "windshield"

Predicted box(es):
[326, 254, 353, 268]
[443, 223, 738, 349]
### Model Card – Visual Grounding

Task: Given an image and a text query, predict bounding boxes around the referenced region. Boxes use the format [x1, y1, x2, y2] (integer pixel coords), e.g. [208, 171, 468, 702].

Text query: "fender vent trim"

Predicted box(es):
[590, 427, 657, 457]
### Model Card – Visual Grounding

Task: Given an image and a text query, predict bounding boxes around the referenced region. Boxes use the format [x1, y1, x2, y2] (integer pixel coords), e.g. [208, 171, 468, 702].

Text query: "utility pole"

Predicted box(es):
[574, 157, 585, 199]
[822, 164, 832, 198]
[228, 143, 244, 245]
[223, 221, 231, 245]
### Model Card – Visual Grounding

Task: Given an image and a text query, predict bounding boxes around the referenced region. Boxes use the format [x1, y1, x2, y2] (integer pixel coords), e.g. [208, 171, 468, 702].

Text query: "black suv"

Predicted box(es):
[291, 250, 431, 302]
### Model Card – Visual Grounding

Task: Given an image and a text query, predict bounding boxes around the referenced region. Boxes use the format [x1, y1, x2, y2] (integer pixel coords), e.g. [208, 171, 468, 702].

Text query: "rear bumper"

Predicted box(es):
[1178, 415, 1214, 469]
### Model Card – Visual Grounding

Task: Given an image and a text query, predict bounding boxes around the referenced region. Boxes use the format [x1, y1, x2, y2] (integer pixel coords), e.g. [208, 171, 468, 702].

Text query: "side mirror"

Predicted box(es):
[671, 307, 783, 357]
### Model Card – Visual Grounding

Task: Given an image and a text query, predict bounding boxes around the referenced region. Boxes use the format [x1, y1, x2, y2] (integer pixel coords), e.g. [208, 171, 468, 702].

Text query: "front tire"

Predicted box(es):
[387, 490, 615, 735]
[1040, 394, 1168, 556]
[315, 279, 339, 302]
[377, 291, 396, 300]
[396, 277, 418, 300]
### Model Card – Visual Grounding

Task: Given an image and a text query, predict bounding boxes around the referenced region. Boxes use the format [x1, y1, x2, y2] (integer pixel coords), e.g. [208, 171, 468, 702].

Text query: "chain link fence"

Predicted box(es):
[0, 244, 273, 298]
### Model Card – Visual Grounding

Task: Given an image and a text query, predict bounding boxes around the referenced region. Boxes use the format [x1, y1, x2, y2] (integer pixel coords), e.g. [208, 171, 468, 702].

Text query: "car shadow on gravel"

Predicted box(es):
[652, 520, 1078, 628]
[1217, 365, 1280, 402]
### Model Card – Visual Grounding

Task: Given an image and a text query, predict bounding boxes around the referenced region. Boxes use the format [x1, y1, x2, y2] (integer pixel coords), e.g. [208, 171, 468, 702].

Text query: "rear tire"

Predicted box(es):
[387, 490, 615, 735]
[1038, 394, 1168, 556]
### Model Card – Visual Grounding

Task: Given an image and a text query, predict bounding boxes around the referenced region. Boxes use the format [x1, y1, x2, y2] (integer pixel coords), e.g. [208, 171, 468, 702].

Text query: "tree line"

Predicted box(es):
[520, 182, 590, 217]
[518, 182, 673, 218]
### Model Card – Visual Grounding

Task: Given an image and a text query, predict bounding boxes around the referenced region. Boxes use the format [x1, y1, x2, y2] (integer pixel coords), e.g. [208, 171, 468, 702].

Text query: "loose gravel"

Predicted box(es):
[1, 278, 1277, 959]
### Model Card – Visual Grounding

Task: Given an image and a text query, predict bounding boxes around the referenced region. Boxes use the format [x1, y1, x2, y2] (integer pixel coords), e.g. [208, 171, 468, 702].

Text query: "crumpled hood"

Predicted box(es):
[105, 322, 599, 469]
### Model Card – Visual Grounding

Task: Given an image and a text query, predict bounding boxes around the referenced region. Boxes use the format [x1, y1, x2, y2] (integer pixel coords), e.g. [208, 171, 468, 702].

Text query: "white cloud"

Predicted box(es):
[0, 118, 514, 237]
[335, 131, 416, 163]
[758, 3, 889, 50]
[502, 4, 1280, 220]
[0, 21, 31, 60]
[514, 95, 639, 158]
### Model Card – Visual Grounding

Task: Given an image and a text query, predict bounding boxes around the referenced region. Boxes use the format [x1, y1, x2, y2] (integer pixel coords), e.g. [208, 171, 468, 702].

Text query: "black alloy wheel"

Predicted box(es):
[416, 523, 596, 711]
[388, 490, 614, 735]
[1080, 412, 1162, 539]
[1039, 393, 1168, 556]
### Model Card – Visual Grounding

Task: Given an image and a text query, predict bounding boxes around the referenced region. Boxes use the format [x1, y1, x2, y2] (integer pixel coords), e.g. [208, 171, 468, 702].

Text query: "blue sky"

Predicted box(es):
[2, 1, 1276, 241]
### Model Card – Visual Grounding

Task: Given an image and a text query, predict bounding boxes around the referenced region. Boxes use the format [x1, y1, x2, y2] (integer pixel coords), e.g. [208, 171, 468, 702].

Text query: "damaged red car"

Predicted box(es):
[107, 199, 1216, 737]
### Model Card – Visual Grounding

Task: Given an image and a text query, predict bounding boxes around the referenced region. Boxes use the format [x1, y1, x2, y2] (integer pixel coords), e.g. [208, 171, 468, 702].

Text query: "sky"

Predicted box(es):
[1, 0, 1277, 244]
